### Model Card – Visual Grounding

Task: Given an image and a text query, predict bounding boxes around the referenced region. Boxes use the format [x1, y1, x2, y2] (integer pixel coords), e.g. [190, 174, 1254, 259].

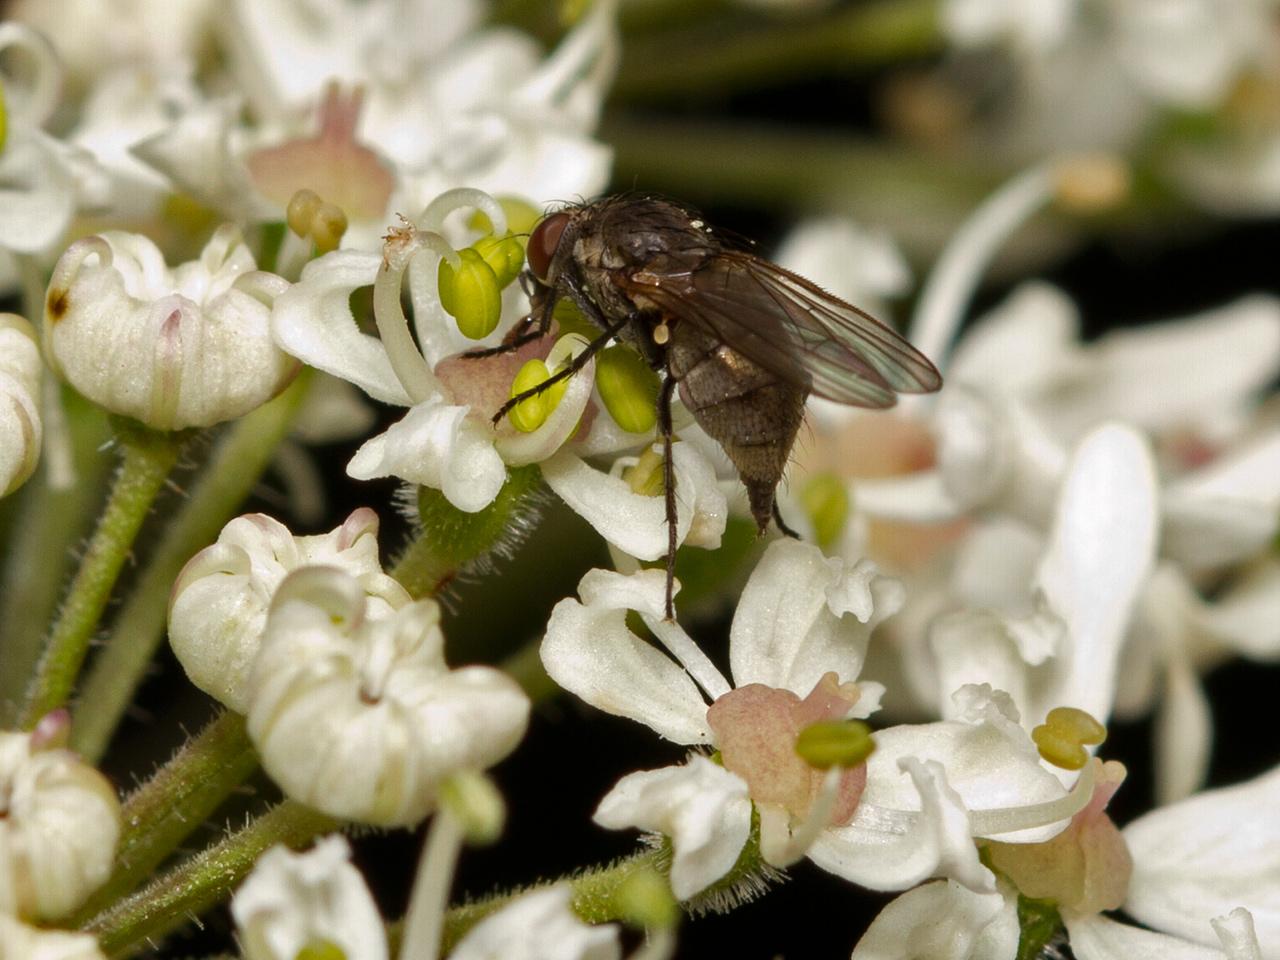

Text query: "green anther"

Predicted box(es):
[439, 770, 506, 846]
[507, 359, 568, 433]
[1032, 707, 1107, 770]
[286, 188, 323, 238]
[438, 248, 502, 339]
[800, 472, 850, 551]
[295, 939, 347, 960]
[596, 345, 660, 434]
[468, 196, 542, 238]
[615, 867, 680, 930]
[794, 719, 875, 770]
[624, 447, 666, 497]
[0, 77, 8, 154]
[311, 201, 348, 254]
[472, 233, 526, 289]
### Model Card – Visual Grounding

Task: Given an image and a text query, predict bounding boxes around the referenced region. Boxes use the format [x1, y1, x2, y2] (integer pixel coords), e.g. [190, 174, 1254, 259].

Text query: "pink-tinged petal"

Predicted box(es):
[708, 675, 866, 826]
[986, 760, 1132, 914]
[594, 756, 752, 900]
[347, 401, 506, 513]
[810, 758, 991, 892]
[1034, 423, 1158, 727]
[1065, 915, 1230, 960]
[729, 539, 901, 694]
[851, 880, 1019, 960]
[540, 569, 713, 745]
[1124, 764, 1280, 951]
[271, 250, 412, 405]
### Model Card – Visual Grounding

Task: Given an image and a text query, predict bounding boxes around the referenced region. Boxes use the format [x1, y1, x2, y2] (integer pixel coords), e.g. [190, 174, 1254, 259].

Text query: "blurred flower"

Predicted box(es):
[0, 914, 106, 960]
[247, 567, 530, 826]
[0, 313, 42, 497]
[168, 508, 409, 712]
[231, 837, 387, 960]
[0, 24, 102, 266]
[43, 226, 296, 430]
[0, 721, 120, 921]
[450, 885, 623, 960]
[134, 0, 617, 250]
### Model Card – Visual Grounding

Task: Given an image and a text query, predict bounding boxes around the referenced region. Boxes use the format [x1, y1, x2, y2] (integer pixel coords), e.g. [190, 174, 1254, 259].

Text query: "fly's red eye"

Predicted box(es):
[526, 211, 570, 283]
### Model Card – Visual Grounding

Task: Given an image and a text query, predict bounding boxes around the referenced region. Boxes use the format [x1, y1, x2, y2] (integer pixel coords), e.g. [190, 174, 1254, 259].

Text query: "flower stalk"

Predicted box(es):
[19, 419, 187, 730]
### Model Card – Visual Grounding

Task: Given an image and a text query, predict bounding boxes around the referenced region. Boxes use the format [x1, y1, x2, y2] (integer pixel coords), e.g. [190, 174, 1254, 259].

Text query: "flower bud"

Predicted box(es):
[595, 345, 659, 434]
[168, 509, 409, 713]
[438, 248, 502, 340]
[247, 568, 530, 826]
[0, 313, 42, 497]
[0, 730, 120, 921]
[43, 227, 297, 430]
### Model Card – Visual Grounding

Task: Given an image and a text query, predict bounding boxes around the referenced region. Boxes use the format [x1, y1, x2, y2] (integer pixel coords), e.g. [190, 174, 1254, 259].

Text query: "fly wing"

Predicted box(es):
[627, 252, 942, 408]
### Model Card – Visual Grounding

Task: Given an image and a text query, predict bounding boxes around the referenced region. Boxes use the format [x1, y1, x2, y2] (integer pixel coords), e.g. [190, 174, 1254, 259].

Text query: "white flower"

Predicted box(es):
[9, 0, 213, 86]
[134, 0, 616, 249]
[450, 885, 622, 960]
[0, 726, 121, 921]
[853, 761, 1275, 960]
[168, 508, 410, 712]
[0, 314, 42, 497]
[231, 837, 387, 960]
[0, 914, 106, 960]
[43, 226, 296, 430]
[544, 540, 1084, 898]
[0, 24, 100, 264]
[247, 567, 530, 826]
[272, 189, 652, 522]
[924, 423, 1159, 740]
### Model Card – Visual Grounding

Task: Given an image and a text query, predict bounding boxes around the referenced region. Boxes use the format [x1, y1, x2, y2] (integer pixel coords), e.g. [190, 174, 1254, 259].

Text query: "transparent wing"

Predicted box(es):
[627, 252, 942, 407]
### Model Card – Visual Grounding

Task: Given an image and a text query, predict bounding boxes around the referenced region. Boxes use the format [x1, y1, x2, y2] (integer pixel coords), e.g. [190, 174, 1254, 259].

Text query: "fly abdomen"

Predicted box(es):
[670, 329, 807, 531]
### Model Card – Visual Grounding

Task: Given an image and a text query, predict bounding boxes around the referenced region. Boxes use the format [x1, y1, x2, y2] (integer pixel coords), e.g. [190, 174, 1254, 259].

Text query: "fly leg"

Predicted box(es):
[660, 374, 679, 621]
[489, 272, 634, 424]
[772, 502, 801, 539]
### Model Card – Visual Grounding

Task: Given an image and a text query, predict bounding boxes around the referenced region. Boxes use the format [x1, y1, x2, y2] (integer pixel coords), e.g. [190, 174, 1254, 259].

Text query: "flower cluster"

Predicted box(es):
[0, 1, 1278, 958]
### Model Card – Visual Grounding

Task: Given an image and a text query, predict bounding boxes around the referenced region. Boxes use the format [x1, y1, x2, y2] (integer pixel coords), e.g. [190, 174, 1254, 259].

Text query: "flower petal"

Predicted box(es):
[729, 539, 902, 695]
[1065, 914, 1229, 960]
[1033, 423, 1158, 726]
[850, 879, 1019, 960]
[594, 756, 752, 900]
[541, 569, 713, 745]
[272, 250, 412, 406]
[1124, 764, 1280, 951]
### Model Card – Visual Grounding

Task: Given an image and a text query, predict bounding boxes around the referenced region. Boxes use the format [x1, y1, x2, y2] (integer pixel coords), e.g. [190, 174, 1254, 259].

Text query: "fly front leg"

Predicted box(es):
[489, 272, 637, 424]
[659, 374, 679, 621]
[460, 271, 557, 361]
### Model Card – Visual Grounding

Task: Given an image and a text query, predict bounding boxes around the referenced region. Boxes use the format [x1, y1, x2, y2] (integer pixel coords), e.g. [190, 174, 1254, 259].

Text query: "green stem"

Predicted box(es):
[85, 800, 339, 959]
[441, 848, 665, 953]
[19, 421, 185, 729]
[391, 463, 545, 599]
[612, 0, 942, 101]
[67, 712, 260, 925]
[0, 392, 112, 720]
[70, 375, 311, 760]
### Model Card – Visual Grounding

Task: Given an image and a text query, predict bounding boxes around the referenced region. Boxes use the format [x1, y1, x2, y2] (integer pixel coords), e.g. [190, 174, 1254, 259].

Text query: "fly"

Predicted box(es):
[479, 196, 943, 619]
